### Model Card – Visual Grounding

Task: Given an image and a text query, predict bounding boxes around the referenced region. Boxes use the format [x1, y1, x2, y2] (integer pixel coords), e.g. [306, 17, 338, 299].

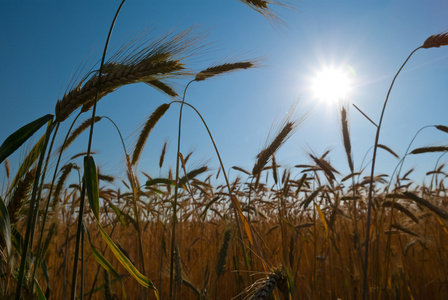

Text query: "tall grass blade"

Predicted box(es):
[7, 133, 46, 196]
[84, 223, 127, 299]
[93, 217, 159, 298]
[0, 114, 53, 164]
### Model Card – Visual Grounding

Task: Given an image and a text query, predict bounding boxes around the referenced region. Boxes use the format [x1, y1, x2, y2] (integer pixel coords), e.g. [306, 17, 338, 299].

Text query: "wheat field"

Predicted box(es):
[1, 1, 448, 299]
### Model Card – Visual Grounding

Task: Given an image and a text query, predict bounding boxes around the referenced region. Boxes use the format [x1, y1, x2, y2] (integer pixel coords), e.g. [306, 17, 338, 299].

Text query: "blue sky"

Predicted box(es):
[1, 0, 448, 187]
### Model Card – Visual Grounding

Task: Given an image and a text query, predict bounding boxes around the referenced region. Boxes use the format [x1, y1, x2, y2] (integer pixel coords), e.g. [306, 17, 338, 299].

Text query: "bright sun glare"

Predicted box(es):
[311, 67, 351, 103]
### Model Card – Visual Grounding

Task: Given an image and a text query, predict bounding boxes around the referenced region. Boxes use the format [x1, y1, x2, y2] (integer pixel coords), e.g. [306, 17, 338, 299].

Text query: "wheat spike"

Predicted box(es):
[340, 106, 354, 172]
[382, 200, 419, 223]
[309, 153, 340, 182]
[62, 117, 102, 151]
[4, 158, 10, 178]
[145, 79, 178, 97]
[249, 267, 288, 300]
[253, 121, 295, 175]
[239, 0, 293, 25]
[53, 163, 75, 206]
[131, 103, 171, 166]
[216, 229, 232, 278]
[390, 223, 419, 237]
[195, 61, 254, 81]
[435, 125, 448, 134]
[410, 146, 448, 155]
[159, 140, 168, 169]
[8, 169, 36, 226]
[422, 31, 448, 49]
[55, 28, 203, 122]
[378, 144, 399, 159]
[103, 269, 113, 300]
[403, 191, 448, 220]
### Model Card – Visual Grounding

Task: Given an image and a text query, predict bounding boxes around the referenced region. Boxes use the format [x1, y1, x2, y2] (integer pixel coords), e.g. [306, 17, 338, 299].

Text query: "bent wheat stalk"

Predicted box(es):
[362, 30, 448, 300]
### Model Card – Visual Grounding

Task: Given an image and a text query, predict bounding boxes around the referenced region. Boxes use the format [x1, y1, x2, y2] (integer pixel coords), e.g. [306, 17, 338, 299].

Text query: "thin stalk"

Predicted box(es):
[71, 1, 125, 299]
[362, 47, 421, 300]
[30, 122, 61, 289]
[15, 121, 54, 300]
[172, 100, 267, 267]
[170, 79, 194, 299]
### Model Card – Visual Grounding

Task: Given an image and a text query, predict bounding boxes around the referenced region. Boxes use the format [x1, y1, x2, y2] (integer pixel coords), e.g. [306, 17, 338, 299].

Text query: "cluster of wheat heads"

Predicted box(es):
[1, 1, 448, 299]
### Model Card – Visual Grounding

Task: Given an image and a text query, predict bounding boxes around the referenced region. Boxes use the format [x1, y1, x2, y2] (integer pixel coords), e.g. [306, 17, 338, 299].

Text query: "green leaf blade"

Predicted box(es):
[84, 156, 100, 220]
[0, 114, 53, 164]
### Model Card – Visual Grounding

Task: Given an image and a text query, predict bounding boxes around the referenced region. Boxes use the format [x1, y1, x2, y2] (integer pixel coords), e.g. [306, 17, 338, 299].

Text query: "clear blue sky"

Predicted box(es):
[1, 0, 448, 187]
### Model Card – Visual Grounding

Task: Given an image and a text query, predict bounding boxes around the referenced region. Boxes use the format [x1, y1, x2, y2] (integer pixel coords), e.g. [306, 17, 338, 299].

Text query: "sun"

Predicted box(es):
[311, 67, 351, 103]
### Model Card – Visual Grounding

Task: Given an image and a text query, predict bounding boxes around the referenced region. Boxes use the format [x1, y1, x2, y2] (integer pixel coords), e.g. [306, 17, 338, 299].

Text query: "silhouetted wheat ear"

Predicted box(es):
[159, 141, 168, 168]
[8, 169, 36, 226]
[435, 125, 448, 134]
[239, 0, 293, 24]
[382, 200, 419, 224]
[216, 229, 232, 277]
[53, 163, 76, 206]
[378, 144, 399, 158]
[244, 0, 268, 9]
[103, 269, 113, 300]
[410, 146, 448, 155]
[131, 103, 171, 165]
[403, 191, 448, 220]
[4, 158, 9, 178]
[55, 28, 204, 122]
[56, 61, 183, 122]
[174, 244, 182, 291]
[340, 106, 354, 172]
[249, 267, 288, 300]
[195, 61, 254, 81]
[62, 117, 102, 151]
[145, 79, 178, 97]
[252, 121, 294, 175]
[422, 31, 448, 48]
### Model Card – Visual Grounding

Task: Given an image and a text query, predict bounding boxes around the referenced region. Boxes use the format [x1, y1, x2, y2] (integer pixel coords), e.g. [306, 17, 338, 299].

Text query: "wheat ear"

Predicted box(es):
[422, 31, 448, 48]
[403, 191, 448, 220]
[61, 117, 102, 151]
[131, 103, 171, 165]
[8, 169, 36, 227]
[195, 61, 254, 81]
[159, 140, 168, 169]
[410, 146, 448, 155]
[253, 121, 294, 175]
[249, 267, 288, 300]
[340, 105, 354, 172]
[216, 229, 232, 278]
